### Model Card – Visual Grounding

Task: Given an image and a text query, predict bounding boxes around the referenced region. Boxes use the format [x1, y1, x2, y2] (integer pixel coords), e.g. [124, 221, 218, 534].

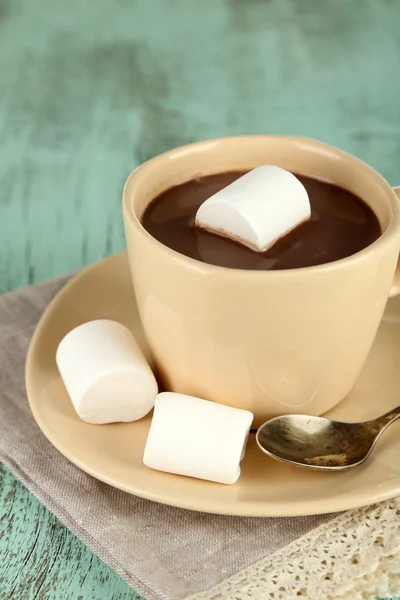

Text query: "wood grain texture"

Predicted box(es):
[0, 0, 400, 598]
[0, 466, 141, 600]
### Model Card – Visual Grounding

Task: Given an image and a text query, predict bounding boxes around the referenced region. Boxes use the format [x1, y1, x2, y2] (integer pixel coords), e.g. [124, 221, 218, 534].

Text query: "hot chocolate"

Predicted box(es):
[142, 172, 381, 270]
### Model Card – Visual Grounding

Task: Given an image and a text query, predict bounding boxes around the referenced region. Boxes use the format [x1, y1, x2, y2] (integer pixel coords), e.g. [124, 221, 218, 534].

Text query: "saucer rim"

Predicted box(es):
[25, 251, 400, 517]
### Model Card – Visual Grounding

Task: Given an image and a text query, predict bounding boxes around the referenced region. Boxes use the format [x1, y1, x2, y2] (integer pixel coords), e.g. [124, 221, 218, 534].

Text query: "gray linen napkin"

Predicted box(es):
[0, 274, 335, 600]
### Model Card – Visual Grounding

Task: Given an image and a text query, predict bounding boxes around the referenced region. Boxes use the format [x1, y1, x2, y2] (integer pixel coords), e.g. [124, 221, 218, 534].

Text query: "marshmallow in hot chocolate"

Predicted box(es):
[143, 392, 253, 484]
[195, 165, 311, 252]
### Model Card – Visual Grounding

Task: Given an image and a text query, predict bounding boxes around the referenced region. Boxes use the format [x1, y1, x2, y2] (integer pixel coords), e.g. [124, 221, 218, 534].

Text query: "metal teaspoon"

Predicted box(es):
[256, 406, 400, 470]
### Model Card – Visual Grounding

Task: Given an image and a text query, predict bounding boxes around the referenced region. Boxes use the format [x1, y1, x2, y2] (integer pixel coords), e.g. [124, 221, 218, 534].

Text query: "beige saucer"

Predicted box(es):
[26, 252, 400, 517]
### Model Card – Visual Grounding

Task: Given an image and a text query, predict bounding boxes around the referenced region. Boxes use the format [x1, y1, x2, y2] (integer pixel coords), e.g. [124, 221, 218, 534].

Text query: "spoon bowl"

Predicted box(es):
[256, 406, 400, 470]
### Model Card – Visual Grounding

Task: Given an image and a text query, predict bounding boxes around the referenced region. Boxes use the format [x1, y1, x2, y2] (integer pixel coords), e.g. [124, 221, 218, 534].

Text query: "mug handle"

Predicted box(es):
[390, 187, 400, 297]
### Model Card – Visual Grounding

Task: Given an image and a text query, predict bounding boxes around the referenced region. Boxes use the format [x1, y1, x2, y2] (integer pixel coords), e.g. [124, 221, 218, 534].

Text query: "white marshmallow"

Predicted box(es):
[143, 392, 253, 484]
[56, 320, 158, 424]
[195, 165, 311, 252]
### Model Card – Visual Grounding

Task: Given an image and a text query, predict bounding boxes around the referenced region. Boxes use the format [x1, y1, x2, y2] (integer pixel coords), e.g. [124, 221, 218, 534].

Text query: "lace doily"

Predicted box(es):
[189, 498, 400, 600]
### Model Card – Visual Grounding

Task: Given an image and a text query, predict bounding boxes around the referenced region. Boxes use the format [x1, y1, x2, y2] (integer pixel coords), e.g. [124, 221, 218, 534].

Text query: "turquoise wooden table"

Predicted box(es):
[1, 1, 400, 598]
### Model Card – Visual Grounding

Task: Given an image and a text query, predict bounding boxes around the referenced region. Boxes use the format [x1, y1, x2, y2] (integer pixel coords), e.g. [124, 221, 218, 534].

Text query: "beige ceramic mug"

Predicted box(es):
[123, 136, 400, 426]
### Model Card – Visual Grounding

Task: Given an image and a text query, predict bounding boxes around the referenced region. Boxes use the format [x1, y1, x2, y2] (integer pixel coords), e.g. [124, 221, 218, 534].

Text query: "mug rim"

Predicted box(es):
[123, 135, 400, 278]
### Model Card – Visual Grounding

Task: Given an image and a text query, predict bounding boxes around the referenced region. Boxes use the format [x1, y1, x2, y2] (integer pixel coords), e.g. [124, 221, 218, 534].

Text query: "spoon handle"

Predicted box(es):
[370, 406, 400, 433]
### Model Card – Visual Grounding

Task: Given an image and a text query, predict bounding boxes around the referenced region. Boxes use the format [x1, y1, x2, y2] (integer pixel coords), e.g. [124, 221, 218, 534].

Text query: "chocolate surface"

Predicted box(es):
[142, 172, 381, 270]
